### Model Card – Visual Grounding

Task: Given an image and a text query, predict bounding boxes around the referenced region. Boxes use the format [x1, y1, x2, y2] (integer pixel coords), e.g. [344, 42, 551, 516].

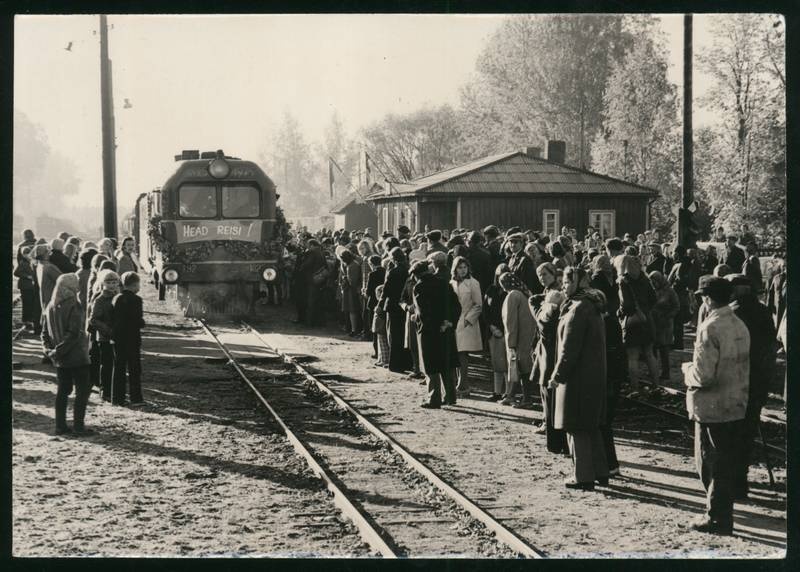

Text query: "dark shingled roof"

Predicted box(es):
[366, 149, 659, 200]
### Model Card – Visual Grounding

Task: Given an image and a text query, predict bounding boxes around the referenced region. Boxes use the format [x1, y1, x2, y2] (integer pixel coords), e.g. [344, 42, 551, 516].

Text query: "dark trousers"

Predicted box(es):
[426, 369, 457, 406]
[695, 420, 744, 525]
[89, 340, 100, 389]
[21, 287, 38, 323]
[55, 365, 91, 430]
[540, 384, 569, 454]
[735, 405, 762, 496]
[98, 341, 115, 401]
[599, 390, 620, 471]
[672, 318, 684, 350]
[567, 429, 609, 483]
[386, 308, 412, 373]
[113, 340, 142, 404]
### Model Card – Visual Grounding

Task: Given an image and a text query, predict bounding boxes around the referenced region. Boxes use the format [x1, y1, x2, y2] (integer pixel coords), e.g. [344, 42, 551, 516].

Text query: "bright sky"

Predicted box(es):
[15, 14, 721, 212]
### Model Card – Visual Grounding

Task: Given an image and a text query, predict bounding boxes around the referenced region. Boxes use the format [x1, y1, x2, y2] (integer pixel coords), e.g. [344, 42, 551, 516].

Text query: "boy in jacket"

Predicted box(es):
[112, 272, 146, 406]
[42, 274, 93, 435]
[88, 270, 119, 403]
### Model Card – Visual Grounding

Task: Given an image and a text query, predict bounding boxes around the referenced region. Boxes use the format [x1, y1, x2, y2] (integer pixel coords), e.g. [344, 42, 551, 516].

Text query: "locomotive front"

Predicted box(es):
[151, 150, 281, 316]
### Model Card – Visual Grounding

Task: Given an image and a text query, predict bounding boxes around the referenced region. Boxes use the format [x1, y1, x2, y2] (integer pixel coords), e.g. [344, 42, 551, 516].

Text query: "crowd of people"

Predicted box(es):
[284, 222, 786, 535]
[14, 221, 787, 536]
[15, 230, 145, 436]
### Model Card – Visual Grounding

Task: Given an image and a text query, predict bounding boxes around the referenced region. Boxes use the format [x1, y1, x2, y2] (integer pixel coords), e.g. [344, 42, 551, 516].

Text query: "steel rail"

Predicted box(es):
[197, 319, 398, 558]
[12, 326, 27, 342]
[243, 321, 546, 559]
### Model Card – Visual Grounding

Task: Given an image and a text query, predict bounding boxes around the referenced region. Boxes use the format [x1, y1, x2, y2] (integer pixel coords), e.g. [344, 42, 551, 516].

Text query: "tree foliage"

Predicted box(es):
[590, 22, 681, 234]
[695, 14, 785, 246]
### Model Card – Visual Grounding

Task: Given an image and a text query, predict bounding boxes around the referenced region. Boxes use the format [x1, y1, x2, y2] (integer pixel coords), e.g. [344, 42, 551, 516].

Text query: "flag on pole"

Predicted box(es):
[364, 151, 372, 186]
[328, 157, 344, 198]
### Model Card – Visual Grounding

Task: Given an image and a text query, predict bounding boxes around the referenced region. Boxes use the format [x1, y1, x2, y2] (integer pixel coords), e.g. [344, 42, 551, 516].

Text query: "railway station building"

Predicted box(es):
[330, 184, 380, 231]
[366, 141, 659, 238]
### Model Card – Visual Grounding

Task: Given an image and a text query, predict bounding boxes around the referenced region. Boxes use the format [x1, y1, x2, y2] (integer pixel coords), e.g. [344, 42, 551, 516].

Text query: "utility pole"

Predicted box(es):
[100, 15, 118, 240]
[678, 13, 696, 248]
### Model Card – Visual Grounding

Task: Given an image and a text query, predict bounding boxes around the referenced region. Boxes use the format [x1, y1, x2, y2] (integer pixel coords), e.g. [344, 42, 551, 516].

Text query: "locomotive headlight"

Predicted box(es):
[208, 157, 230, 179]
[163, 268, 180, 283]
[262, 267, 277, 282]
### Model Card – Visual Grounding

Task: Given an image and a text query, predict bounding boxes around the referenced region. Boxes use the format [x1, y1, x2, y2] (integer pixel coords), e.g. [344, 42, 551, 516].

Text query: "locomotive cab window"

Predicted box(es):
[222, 185, 260, 218]
[178, 185, 217, 218]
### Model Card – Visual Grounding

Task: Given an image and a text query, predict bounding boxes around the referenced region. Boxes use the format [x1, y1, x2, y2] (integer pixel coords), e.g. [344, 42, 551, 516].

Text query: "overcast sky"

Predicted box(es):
[15, 14, 720, 211]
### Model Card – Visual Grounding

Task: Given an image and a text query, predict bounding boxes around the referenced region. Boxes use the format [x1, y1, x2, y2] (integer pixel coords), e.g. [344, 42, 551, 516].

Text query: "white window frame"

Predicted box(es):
[395, 206, 402, 227]
[382, 206, 389, 234]
[406, 206, 415, 232]
[543, 209, 560, 237]
[589, 210, 616, 239]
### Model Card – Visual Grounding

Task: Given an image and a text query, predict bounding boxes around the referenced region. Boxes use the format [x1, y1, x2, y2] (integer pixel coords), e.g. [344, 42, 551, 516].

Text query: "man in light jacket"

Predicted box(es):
[682, 275, 750, 535]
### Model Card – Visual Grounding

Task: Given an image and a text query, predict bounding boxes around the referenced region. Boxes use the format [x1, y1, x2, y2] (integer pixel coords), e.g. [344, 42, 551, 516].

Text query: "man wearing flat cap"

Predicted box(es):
[726, 273, 776, 500]
[506, 233, 541, 295]
[483, 225, 504, 268]
[397, 225, 411, 241]
[682, 275, 750, 535]
[425, 230, 448, 256]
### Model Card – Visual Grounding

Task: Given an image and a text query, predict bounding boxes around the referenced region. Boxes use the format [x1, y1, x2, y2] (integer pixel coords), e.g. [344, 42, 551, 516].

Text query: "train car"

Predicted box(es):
[132, 149, 283, 316]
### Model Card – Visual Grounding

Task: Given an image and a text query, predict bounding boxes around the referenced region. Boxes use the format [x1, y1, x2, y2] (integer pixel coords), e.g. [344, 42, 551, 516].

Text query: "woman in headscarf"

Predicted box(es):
[591, 255, 626, 476]
[529, 262, 569, 453]
[547, 266, 609, 490]
[379, 247, 412, 373]
[649, 270, 680, 381]
[88, 269, 120, 402]
[42, 274, 93, 435]
[499, 272, 536, 407]
[483, 263, 509, 401]
[451, 256, 483, 397]
[616, 254, 660, 392]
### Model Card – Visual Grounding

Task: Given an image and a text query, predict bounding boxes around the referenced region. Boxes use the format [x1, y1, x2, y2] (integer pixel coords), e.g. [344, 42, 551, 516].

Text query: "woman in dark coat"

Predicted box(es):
[339, 250, 363, 337]
[529, 262, 569, 454]
[548, 266, 608, 490]
[591, 255, 626, 476]
[364, 255, 385, 359]
[483, 264, 509, 401]
[412, 260, 461, 407]
[379, 247, 413, 373]
[666, 245, 696, 349]
[616, 254, 660, 392]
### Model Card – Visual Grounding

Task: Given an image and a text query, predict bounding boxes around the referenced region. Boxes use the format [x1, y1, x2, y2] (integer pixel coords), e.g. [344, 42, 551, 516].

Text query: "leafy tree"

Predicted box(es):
[361, 104, 469, 182]
[590, 23, 681, 234]
[459, 14, 633, 167]
[695, 14, 785, 247]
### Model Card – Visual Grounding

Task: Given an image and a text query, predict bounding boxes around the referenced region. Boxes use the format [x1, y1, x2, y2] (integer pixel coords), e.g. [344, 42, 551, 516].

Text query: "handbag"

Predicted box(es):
[508, 353, 520, 383]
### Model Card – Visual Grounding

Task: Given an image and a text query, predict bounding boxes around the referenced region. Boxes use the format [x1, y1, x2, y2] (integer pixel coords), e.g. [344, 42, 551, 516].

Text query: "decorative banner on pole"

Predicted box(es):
[329, 157, 344, 198]
[176, 220, 263, 243]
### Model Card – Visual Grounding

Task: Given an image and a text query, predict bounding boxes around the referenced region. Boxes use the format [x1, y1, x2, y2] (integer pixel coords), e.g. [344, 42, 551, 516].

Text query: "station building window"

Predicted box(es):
[589, 210, 616, 239]
[382, 207, 389, 234]
[543, 209, 560, 237]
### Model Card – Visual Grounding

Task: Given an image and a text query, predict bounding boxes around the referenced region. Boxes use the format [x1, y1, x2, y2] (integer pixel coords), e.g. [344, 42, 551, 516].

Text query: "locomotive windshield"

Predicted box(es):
[221, 185, 260, 218]
[178, 185, 217, 218]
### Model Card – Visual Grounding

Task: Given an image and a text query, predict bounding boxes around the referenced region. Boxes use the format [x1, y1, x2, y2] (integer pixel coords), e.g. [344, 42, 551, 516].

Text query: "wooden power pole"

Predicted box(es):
[100, 14, 118, 240]
[679, 13, 694, 247]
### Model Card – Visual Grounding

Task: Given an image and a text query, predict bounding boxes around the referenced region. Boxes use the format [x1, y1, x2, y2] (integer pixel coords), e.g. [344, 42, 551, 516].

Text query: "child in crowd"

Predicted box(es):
[372, 284, 389, 368]
[88, 269, 119, 403]
[112, 271, 146, 406]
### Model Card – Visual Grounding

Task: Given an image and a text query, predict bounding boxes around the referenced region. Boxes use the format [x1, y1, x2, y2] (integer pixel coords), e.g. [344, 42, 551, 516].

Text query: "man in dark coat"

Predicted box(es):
[15, 230, 39, 330]
[425, 230, 448, 256]
[741, 242, 763, 294]
[506, 233, 541, 294]
[465, 231, 492, 294]
[483, 225, 504, 270]
[412, 260, 460, 408]
[767, 260, 786, 329]
[645, 243, 671, 276]
[295, 240, 326, 326]
[727, 274, 777, 499]
[719, 235, 745, 272]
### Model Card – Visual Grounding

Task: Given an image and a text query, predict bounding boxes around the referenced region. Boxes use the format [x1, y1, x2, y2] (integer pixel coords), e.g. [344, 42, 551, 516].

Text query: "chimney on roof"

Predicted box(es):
[546, 140, 566, 164]
[522, 146, 542, 159]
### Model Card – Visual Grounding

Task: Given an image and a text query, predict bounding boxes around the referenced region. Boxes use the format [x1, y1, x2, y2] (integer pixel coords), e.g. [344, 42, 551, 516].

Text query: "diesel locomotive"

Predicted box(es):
[130, 149, 284, 316]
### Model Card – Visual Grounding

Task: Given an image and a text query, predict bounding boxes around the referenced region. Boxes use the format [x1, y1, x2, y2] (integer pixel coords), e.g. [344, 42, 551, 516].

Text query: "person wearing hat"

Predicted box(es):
[645, 243, 671, 276]
[726, 273, 776, 499]
[682, 275, 750, 535]
[719, 235, 745, 272]
[506, 233, 541, 296]
[15, 230, 39, 331]
[483, 225, 502, 266]
[425, 230, 447, 256]
[49, 237, 77, 274]
[397, 225, 411, 241]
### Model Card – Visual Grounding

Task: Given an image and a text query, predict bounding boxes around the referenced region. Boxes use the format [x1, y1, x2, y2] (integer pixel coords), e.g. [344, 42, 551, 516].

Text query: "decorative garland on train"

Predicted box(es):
[147, 208, 290, 264]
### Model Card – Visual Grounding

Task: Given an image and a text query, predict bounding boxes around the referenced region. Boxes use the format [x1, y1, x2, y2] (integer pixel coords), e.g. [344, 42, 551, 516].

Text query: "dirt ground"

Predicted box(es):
[11, 285, 786, 558]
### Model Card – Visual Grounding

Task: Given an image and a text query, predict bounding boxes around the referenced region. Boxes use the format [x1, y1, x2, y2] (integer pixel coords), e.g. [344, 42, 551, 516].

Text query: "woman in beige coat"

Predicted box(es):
[499, 272, 536, 406]
[451, 256, 482, 397]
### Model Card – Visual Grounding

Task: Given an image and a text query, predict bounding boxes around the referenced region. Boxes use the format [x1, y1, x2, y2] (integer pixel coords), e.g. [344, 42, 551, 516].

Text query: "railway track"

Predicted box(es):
[198, 319, 545, 559]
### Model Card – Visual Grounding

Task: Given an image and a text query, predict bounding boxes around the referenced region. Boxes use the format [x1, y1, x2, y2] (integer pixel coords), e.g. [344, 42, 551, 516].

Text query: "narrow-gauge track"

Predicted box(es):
[199, 319, 544, 559]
